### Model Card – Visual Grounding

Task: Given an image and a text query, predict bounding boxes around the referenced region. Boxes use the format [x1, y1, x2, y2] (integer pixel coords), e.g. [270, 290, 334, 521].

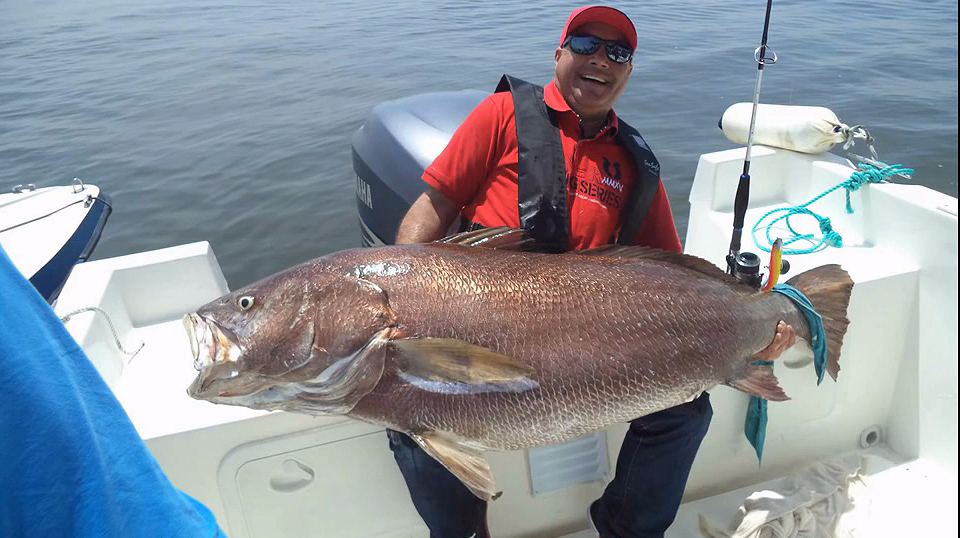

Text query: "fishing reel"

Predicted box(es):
[729, 251, 790, 290]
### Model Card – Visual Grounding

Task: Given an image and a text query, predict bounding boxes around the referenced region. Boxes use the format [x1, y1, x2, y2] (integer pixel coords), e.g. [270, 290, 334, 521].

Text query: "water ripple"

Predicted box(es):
[1, 0, 956, 287]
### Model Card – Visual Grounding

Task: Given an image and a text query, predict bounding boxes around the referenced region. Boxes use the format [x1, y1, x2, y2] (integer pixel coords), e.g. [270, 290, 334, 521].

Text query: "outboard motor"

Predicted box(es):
[351, 90, 487, 246]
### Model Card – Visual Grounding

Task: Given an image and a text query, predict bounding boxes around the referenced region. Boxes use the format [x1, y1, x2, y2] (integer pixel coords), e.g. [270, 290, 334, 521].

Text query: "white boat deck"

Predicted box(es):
[53, 146, 957, 537]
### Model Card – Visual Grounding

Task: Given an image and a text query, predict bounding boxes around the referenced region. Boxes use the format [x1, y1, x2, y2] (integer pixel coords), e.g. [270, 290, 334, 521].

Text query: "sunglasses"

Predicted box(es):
[563, 34, 634, 64]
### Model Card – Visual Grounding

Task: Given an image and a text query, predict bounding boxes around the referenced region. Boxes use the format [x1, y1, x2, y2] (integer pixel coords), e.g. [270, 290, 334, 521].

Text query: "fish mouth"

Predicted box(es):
[183, 313, 257, 400]
[183, 313, 241, 371]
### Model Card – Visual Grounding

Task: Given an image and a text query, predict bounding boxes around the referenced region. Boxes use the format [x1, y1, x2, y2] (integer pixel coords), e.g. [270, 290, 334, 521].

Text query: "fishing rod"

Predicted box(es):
[726, 0, 785, 288]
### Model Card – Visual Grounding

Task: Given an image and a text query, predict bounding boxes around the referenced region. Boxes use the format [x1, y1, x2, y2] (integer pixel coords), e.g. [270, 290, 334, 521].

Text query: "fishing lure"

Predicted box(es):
[761, 238, 783, 292]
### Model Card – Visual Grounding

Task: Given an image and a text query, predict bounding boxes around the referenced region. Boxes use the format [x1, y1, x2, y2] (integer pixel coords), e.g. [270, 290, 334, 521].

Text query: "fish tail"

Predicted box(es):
[784, 264, 853, 381]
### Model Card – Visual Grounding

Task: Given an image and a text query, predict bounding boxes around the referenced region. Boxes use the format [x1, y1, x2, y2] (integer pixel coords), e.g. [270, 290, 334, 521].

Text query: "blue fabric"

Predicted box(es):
[772, 283, 828, 385]
[744, 377, 770, 463]
[0, 246, 225, 538]
[744, 283, 830, 463]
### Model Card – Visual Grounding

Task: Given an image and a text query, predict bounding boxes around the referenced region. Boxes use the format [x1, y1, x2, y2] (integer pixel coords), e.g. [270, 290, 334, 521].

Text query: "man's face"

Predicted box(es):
[555, 21, 634, 120]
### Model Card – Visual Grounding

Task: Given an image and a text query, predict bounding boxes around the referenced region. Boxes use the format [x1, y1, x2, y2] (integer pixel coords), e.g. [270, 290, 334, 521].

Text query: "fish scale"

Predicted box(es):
[339, 245, 789, 449]
[185, 229, 848, 499]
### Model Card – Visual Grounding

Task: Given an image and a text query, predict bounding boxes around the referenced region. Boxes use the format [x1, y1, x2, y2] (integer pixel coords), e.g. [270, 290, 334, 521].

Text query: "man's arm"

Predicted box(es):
[395, 186, 461, 245]
[395, 94, 508, 245]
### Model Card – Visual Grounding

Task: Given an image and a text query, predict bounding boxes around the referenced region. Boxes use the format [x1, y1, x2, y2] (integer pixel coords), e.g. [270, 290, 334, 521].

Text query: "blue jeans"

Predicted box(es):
[387, 392, 713, 538]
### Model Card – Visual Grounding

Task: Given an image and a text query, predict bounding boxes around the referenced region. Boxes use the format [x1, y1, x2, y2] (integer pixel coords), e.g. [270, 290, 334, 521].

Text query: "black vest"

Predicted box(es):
[486, 74, 662, 253]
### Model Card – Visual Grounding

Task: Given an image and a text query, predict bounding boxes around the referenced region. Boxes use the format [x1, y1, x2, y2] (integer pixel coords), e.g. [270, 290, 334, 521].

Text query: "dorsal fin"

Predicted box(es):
[438, 228, 742, 284]
[574, 245, 738, 282]
[436, 227, 534, 250]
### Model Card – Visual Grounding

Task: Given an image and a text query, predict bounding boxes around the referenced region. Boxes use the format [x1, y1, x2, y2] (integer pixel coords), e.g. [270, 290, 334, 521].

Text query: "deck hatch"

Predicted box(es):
[527, 432, 609, 495]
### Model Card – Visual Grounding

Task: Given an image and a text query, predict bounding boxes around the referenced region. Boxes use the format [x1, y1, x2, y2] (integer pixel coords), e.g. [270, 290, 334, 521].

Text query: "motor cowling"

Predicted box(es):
[351, 90, 487, 246]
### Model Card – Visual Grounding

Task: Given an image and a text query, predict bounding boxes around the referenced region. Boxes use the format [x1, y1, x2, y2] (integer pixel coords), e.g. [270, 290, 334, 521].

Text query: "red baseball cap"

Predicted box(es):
[560, 5, 637, 50]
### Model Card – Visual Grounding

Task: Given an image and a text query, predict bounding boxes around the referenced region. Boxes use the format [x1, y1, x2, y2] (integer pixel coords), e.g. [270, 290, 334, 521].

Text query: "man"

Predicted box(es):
[390, 6, 795, 537]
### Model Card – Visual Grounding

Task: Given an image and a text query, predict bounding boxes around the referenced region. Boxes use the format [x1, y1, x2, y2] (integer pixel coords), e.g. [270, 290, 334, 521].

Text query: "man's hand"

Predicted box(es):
[756, 321, 796, 361]
[395, 186, 461, 245]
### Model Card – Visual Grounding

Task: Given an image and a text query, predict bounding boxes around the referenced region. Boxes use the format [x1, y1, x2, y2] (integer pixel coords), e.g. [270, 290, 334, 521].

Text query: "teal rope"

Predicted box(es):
[744, 283, 830, 463]
[751, 162, 914, 255]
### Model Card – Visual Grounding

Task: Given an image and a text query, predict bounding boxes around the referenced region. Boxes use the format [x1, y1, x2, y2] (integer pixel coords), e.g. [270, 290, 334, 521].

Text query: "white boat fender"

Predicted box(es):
[719, 103, 850, 154]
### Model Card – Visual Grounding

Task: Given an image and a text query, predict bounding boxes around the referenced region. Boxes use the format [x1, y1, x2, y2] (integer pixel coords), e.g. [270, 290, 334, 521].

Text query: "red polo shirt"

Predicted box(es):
[422, 79, 681, 253]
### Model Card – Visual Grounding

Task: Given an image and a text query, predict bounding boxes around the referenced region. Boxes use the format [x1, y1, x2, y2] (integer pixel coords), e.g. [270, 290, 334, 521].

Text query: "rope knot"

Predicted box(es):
[825, 232, 843, 248]
[818, 218, 843, 247]
[844, 172, 872, 191]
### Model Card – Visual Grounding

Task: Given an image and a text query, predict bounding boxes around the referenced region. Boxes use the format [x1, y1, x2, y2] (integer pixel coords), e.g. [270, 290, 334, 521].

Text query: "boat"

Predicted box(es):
[48, 90, 957, 537]
[0, 179, 112, 303]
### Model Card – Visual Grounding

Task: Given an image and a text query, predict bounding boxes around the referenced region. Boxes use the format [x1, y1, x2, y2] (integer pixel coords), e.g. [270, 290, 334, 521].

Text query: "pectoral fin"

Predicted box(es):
[392, 338, 533, 384]
[411, 432, 500, 501]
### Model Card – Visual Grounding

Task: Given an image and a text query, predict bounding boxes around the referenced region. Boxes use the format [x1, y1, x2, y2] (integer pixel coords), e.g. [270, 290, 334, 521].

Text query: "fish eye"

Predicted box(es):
[237, 295, 255, 311]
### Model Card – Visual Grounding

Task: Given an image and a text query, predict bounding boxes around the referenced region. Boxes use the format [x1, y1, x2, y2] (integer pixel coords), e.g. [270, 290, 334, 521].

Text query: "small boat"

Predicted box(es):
[51, 91, 957, 537]
[0, 179, 112, 303]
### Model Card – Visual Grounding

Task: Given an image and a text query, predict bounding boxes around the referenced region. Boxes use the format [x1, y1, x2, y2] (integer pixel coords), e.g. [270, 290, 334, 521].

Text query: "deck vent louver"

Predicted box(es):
[527, 432, 609, 495]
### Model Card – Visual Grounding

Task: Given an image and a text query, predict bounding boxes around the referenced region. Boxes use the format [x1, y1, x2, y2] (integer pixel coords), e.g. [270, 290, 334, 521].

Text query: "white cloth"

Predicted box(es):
[698, 454, 871, 538]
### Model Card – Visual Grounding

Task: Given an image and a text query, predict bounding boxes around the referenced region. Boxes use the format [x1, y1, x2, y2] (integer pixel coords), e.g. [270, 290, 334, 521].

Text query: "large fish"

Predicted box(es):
[184, 228, 852, 499]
